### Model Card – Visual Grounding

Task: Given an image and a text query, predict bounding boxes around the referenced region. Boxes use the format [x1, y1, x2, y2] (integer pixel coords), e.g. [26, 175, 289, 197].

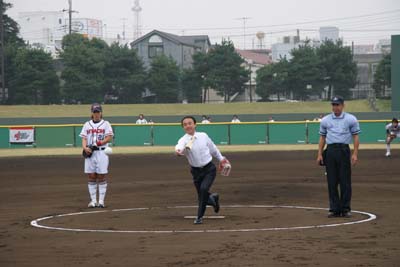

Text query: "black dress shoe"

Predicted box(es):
[212, 193, 220, 213]
[194, 217, 203, 224]
[328, 212, 341, 218]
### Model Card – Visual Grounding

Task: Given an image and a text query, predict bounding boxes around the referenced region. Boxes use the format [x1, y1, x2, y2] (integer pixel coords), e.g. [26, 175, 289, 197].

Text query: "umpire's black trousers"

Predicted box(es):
[325, 144, 352, 213]
[191, 161, 217, 218]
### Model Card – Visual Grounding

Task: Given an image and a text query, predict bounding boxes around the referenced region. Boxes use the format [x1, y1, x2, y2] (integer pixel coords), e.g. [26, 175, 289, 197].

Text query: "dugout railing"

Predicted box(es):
[0, 120, 396, 148]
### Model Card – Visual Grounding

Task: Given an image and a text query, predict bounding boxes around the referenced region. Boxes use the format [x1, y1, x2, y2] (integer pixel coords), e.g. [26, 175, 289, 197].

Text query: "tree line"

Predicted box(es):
[1, 2, 250, 104]
[256, 40, 359, 101]
[1, 1, 391, 105]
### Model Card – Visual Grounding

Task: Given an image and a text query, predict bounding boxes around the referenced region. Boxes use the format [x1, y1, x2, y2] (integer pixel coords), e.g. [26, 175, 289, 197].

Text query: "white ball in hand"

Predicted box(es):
[104, 147, 113, 155]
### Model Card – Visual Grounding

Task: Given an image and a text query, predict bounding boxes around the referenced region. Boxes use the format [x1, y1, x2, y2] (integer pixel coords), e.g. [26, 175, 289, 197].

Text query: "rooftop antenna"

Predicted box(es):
[235, 17, 251, 49]
[132, 0, 142, 40]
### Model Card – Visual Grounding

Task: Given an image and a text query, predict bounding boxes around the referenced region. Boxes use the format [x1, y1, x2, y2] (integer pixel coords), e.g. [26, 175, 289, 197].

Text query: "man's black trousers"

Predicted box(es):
[191, 162, 217, 218]
[325, 144, 352, 214]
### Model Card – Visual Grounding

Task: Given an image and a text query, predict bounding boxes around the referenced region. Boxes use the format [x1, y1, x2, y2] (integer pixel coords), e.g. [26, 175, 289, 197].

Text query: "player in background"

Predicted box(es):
[80, 103, 114, 208]
[201, 115, 210, 124]
[231, 115, 241, 123]
[136, 114, 148, 124]
[385, 118, 400, 157]
[175, 116, 230, 225]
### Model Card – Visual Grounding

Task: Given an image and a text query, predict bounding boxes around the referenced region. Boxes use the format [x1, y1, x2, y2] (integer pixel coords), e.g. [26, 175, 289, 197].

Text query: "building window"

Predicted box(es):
[148, 34, 164, 58]
[149, 35, 162, 43]
[149, 46, 163, 58]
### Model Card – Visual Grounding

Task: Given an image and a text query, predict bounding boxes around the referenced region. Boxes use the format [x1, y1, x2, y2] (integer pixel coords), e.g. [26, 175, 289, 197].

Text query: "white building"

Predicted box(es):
[271, 36, 300, 62]
[236, 49, 272, 102]
[319, 26, 339, 42]
[18, 11, 65, 47]
[17, 11, 103, 57]
[376, 39, 391, 54]
[352, 44, 375, 55]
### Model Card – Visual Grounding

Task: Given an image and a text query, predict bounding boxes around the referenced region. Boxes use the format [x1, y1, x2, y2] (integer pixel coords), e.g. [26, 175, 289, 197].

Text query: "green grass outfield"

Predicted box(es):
[376, 99, 391, 112]
[0, 100, 390, 118]
[0, 144, 398, 158]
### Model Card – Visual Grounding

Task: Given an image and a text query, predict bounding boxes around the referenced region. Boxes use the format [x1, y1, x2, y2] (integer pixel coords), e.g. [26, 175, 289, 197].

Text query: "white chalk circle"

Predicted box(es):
[30, 205, 377, 234]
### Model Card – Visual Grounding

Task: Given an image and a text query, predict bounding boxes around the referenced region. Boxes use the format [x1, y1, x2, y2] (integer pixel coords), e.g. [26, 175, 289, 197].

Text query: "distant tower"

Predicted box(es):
[132, 0, 142, 40]
[256, 31, 265, 49]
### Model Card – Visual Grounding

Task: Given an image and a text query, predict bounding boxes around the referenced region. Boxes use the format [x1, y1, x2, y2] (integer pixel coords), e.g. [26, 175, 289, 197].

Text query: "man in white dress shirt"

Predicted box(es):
[175, 116, 229, 224]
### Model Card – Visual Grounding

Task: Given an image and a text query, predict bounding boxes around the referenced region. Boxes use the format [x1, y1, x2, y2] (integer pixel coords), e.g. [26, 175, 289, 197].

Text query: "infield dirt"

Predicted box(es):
[0, 150, 399, 266]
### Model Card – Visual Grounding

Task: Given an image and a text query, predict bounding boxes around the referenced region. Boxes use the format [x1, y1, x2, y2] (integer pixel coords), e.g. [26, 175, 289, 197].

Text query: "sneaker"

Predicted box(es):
[342, 211, 352, 218]
[88, 200, 97, 208]
[212, 193, 220, 213]
[328, 212, 341, 218]
[98, 200, 105, 208]
[193, 217, 203, 224]
[385, 152, 391, 157]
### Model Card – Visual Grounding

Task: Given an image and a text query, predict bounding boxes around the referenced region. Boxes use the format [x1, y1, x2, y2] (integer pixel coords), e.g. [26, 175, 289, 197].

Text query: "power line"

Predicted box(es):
[138, 9, 400, 32]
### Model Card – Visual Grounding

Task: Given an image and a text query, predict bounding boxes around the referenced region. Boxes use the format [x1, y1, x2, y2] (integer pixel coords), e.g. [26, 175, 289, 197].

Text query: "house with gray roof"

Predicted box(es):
[130, 30, 211, 69]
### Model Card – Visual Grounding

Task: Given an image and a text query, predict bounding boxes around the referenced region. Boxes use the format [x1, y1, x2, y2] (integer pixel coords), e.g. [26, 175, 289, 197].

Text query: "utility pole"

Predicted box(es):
[121, 18, 127, 40]
[235, 17, 251, 49]
[62, 0, 77, 35]
[68, 0, 72, 34]
[0, 2, 6, 104]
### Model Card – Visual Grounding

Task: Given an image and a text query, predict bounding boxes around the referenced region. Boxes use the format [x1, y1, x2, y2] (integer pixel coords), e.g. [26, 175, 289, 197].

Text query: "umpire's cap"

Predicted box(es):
[331, 96, 344, 105]
[91, 103, 102, 113]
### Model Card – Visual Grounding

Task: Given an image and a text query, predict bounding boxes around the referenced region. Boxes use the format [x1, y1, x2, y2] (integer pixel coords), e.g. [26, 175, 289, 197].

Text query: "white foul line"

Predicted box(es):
[184, 216, 225, 219]
[30, 205, 377, 234]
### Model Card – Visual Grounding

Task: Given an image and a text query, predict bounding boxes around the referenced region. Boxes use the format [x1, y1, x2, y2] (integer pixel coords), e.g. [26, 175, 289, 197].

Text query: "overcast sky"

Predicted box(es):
[7, 0, 400, 48]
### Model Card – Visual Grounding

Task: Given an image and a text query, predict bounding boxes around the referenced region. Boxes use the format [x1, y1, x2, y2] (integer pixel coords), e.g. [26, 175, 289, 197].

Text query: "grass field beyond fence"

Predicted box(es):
[0, 100, 388, 118]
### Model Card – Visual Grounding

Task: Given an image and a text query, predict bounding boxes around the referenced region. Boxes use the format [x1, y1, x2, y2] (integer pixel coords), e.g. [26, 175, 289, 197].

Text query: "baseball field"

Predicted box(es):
[1, 146, 399, 266]
[0, 100, 398, 266]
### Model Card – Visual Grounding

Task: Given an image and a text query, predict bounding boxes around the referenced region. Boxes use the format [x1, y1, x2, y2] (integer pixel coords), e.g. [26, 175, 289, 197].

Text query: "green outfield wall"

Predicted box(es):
[0, 121, 397, 149]
[0, 112, 399, 125]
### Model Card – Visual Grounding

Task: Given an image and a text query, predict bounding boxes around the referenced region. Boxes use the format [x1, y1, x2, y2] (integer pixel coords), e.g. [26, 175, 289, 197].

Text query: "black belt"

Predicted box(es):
[327, 143, 349, 148]
[91, 146, 106, 151]
[191, 161, 213, 170]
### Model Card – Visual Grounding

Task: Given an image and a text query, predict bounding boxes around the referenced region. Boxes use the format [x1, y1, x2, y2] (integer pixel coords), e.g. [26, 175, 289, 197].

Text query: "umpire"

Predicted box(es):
[317, 96, 360, 218]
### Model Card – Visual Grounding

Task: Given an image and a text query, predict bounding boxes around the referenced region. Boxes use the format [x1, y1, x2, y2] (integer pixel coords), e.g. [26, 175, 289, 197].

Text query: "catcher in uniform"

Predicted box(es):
[175, 116, 231, 224]
[80, 103, 114, 208]
[385, 118, 399, 157]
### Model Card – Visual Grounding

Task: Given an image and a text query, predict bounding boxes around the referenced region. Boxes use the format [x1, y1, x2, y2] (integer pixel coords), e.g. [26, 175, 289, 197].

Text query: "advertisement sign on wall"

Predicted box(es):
[9, 127, 35, 143]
